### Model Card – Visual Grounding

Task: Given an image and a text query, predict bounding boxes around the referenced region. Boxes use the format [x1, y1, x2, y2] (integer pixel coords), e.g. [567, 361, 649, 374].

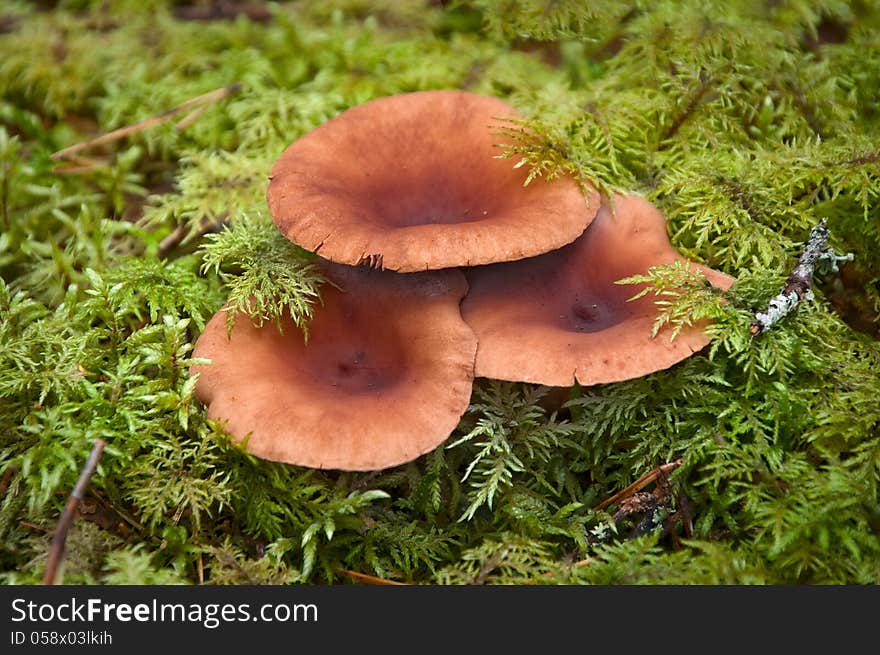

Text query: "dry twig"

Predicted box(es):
[42, 439, 106, 585]
[0, 465, 18, 498]
[50, 83, 242, 172]
[593, 459, 683, 511]
[337, 569, 407, 585]
[157, 214, 223, 259]
[751, 219, 853, 335]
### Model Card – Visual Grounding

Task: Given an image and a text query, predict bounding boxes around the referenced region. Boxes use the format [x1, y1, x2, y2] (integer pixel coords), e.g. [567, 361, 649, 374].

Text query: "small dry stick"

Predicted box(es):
[1, 158, 9, 230]
[157, 213, 223, 259]
[337, 569, 407, 585]
[593, 459, 683, 512]
[52, 153, 109, 176]
[750, 219, 853, 335]
[562, 461, 685, 573]
[0, 465, 18, 497]
[51, 83, 242, 163]
[42, 438, 106, 585]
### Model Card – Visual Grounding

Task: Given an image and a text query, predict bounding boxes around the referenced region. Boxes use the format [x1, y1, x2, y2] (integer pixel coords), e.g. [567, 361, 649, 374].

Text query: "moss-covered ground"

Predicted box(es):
[1, 0, 879, 584]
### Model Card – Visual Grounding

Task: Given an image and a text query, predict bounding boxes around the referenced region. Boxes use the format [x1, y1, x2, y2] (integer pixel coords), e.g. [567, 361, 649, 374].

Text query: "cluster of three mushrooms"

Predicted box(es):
[192, 91, 733, 471]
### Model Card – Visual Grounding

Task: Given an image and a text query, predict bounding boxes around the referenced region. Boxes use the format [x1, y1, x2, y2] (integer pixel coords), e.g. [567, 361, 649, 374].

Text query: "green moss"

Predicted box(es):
[1, 0, 878, 585]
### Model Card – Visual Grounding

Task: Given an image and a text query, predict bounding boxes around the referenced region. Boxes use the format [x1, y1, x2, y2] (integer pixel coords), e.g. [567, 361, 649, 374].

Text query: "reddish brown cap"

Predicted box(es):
[266, 90, 600, 272]
[460, 194, 736, 387]
[191, 263, 477, 470]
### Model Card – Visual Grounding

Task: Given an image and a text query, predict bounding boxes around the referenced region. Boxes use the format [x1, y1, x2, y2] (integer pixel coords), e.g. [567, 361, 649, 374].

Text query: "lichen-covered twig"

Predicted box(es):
[42, 439, 106, 585]
[750, 219, 853, 335]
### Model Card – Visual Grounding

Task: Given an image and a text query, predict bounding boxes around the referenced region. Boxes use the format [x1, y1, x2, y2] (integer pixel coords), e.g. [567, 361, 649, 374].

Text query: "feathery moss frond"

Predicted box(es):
[198, 212, 325, 336]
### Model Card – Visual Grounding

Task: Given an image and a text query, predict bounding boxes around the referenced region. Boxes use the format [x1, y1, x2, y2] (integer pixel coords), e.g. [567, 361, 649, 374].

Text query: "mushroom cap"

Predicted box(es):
[460, 194, 736, 387]
[267, 90, 600, 272]
[191, 263, 477, 470]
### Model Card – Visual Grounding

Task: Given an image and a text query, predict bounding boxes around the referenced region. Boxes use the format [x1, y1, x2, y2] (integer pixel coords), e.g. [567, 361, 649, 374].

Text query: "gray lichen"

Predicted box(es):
[751, 219, 854, 335]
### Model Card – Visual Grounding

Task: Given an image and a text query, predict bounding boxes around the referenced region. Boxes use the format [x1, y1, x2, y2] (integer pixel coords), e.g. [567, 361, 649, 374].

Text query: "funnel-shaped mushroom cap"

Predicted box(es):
[267, 90, 600, 272]
[460, 195, 736, 387]
[192, 264, 477, 470]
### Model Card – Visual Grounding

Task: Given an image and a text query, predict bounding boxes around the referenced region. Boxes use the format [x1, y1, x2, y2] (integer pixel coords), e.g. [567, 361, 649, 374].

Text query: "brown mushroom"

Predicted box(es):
[266, 90, 600, 272]
[459, 194, 736, 387]
[191, 263, 477, 470]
